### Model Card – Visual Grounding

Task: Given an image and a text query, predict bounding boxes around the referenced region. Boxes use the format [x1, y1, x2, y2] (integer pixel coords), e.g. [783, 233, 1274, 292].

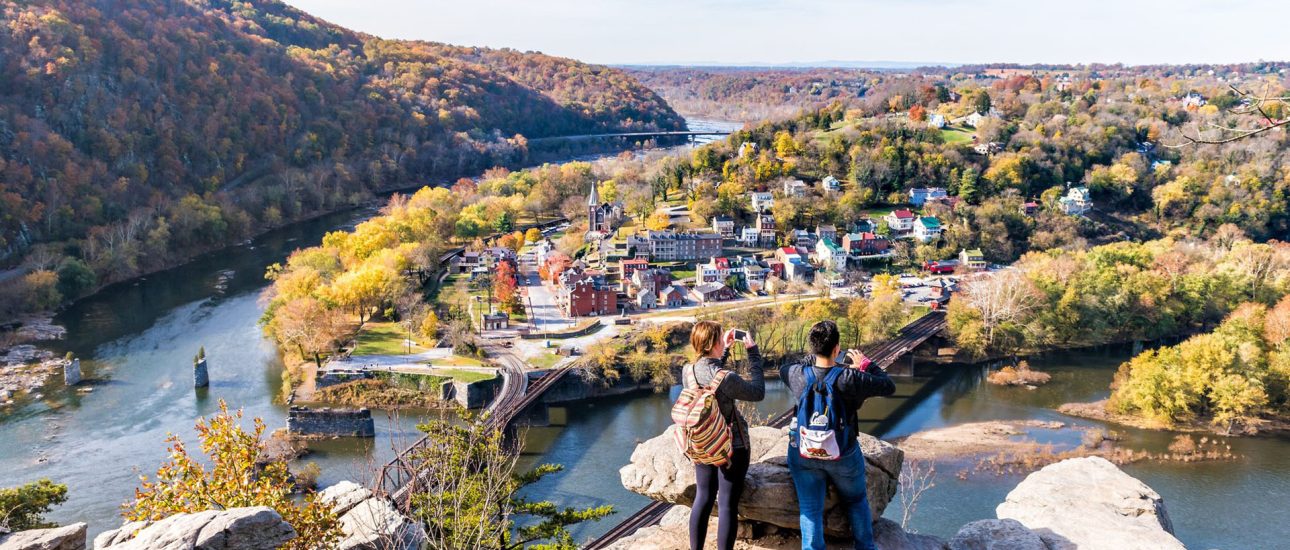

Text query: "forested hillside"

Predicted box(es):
[0, 0, 682, 313]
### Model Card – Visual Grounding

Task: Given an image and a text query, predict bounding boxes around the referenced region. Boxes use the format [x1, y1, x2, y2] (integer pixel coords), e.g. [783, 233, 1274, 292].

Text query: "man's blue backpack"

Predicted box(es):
[794, 367, 855, 460]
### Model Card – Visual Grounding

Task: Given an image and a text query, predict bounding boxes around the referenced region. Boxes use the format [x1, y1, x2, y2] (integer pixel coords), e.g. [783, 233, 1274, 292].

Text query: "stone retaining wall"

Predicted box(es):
[287, 406, 375, 438]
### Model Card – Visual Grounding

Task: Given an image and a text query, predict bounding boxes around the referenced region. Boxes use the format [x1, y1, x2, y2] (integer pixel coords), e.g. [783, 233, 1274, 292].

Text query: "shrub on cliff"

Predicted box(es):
[0, 478, 68, 533]
[125, 401, 341, 549]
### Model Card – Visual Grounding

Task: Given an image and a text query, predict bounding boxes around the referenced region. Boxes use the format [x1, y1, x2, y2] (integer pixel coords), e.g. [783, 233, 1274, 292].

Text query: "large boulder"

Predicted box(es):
[620, 425, 903, 539]
[318, 481, 425, 550]
[93, 507, 295, 549]
[995, 457, 1185, 550]
[602, 506, 945, 550]
[948, 519, 1045, 550]
[0, 523, 87, 550]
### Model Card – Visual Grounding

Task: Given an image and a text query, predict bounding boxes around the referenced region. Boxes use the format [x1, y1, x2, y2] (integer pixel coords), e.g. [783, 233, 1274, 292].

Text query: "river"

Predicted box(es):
[0, 119, 743, 538]
[4, 114, 1285, 548]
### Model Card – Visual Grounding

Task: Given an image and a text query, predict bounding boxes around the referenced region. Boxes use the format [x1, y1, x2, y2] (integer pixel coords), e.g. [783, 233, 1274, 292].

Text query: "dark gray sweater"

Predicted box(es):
[682, 345, 765, 449]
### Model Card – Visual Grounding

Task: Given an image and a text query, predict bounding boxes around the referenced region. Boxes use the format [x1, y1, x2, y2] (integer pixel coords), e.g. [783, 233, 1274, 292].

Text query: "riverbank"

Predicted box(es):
[1059, 399, 1290, 437]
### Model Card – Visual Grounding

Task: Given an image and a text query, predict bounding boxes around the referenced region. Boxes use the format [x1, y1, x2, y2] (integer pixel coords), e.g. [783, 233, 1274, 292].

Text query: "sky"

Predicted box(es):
[282, 0, 1289, 67]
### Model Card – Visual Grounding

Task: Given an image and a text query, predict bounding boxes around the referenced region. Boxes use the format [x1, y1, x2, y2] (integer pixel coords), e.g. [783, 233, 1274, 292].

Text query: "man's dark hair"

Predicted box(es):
[808, 320, 840, 357]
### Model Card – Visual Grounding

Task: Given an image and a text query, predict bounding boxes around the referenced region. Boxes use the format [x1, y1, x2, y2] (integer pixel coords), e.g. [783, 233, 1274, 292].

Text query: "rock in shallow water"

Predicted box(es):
[619, 425, 903, 539]
[995, 456, 1185, 550]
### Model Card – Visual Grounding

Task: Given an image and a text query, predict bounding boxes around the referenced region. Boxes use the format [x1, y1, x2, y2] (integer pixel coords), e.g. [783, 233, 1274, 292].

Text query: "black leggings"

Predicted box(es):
[689, 447, 751, 550]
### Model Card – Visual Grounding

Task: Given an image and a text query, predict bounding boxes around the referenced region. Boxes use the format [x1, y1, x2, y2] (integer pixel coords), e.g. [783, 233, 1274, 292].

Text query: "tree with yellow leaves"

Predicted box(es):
[645, 211, 671, 231]
[126, 402, 341, 550]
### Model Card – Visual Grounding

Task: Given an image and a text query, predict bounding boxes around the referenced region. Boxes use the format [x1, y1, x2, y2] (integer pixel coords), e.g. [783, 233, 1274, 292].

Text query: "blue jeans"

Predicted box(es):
[787, 446, 876, 550]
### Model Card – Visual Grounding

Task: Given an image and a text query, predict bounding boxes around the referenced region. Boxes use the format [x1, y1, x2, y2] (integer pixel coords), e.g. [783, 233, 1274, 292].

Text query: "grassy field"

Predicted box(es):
[435, 368, 496, 383]
[526, 352, 564, 370]
[352, 322, 428, 356]
[430, 354, 486, 368]
[940, 126, 975, 144]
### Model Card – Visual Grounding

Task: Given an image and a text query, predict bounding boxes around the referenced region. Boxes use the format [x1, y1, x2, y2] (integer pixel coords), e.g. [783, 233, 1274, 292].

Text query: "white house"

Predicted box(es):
[750, 192, 774, 212]
[814, 238, 848, 271]
[821, 176, 841, 193]
[913, 216, 942, 243]
[1059, 186, 1092, 216]
[782, 179, 810, 198]
[884, 209, 917, 234]
[712, 215, 735, 238]
[739, 227, 761, 246]
[928, 114, 946, 129]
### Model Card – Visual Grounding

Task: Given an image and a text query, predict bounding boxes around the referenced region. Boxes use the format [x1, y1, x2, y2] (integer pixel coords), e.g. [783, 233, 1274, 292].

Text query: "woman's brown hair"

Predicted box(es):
[690, 320, 723, 356]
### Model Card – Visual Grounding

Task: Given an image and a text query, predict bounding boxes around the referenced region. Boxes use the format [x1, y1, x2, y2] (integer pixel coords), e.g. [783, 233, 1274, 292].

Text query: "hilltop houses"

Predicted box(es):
[814, 237, 848, 271]
[1021, 200, 1040, 217]
[884, 209, 917, 234]
[927, 113, 946, 129]
[842, 232, 890, 257]
[782, 179, 810, 198]
[775, 246, 814, 282]
[821, 176, 842, 193]
[711, 215, 735, 238]
[1059, 186, 1092, 216]
[750, 192, 775, 212]
[909, 187, 948, 207]
[791, 229, 816, 248]
[815, 224, 838, 244]
[959, 248, 987, 270]
[913, 216, 942, 243]
[628, 268, 674, 310]
[754, 209, 777, 247]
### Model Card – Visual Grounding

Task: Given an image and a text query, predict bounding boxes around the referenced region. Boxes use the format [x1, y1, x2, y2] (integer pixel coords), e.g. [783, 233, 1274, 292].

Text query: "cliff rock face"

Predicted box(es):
[92, 507, 295, 549]
[318, 481, 426, 550]
[0, 522, 86, 550]
[620, 425, 903, 539]
[603, 505, 946, 550]
[995, 456, 1185, 550]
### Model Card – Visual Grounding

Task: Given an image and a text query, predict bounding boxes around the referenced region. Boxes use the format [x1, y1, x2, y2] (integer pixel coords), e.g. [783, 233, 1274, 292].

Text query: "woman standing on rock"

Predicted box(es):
[678, 320, 765, 550]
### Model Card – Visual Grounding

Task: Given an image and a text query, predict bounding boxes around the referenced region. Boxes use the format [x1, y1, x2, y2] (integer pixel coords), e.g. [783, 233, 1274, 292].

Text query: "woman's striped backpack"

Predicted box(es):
[671, 365, 733, 467]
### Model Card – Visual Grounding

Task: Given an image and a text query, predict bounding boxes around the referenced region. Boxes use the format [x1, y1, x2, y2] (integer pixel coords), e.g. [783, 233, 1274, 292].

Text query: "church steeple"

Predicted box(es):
[587, 180, 600, 206]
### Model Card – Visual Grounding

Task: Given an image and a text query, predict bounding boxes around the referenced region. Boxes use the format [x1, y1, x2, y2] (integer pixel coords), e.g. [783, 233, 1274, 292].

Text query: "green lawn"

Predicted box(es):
[526, 352, 564, 370]
[436, 368, 497, 383]
[352, 322, 428, 356]
[940, 126, 975, 144]
[432, 354, 486, 368]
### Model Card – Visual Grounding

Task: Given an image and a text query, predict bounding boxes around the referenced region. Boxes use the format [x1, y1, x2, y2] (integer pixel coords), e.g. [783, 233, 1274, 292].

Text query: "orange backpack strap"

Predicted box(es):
[709, 369, 731, 391]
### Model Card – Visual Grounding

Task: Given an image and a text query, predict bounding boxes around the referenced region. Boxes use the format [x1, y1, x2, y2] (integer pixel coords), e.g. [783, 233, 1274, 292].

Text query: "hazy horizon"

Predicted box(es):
[283, 0, 1290, 67]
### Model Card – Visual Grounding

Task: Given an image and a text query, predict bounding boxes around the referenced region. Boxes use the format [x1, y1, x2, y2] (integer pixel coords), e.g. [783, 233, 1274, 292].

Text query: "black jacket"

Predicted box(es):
[683, 345, 765, 449]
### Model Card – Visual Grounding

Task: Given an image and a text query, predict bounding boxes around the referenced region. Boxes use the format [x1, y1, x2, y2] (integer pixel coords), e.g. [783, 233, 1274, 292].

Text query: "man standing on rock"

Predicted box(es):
[780, 320, 895, 550]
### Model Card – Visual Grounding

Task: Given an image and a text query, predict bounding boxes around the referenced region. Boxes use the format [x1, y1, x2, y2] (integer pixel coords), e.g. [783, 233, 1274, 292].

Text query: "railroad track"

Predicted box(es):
[581, 311, 946, 548]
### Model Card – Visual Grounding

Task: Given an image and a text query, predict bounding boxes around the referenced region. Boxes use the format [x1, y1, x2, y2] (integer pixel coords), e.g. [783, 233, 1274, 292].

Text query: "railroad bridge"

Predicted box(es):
[526, 130, 733, 145]
[375, 310, 948, 538]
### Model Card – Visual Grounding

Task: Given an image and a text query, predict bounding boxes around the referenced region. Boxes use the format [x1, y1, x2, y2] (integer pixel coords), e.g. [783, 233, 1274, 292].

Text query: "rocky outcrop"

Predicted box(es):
[995, 456, 1185, 550]
[948, 519, 1045, 550]
[620, 425, 902, 539]
[93, 507, 295, 549]
[319, 481, 425, 550]
[0, 522, 86, 550]
[603, 505, 946, 550]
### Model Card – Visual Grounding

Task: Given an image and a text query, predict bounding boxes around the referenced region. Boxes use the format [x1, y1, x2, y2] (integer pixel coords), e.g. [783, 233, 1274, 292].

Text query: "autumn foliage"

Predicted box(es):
[126, 401, 341, 549]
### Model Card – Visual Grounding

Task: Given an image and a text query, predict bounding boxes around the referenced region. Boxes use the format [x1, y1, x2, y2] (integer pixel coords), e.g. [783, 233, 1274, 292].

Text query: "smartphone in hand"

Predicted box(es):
[732, 329, 747, 341]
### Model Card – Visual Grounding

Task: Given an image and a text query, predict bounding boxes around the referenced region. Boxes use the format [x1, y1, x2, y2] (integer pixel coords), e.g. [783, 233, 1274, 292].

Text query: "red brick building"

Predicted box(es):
[556, 268, 618, 317]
